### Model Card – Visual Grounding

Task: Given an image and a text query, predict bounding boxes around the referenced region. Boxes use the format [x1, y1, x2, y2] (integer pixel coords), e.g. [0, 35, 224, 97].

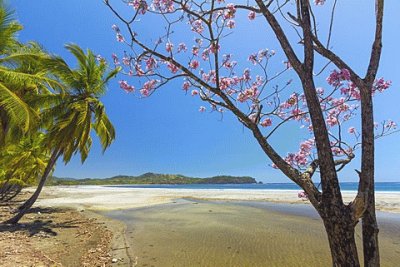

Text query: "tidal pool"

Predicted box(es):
[104, 200, 400, 267]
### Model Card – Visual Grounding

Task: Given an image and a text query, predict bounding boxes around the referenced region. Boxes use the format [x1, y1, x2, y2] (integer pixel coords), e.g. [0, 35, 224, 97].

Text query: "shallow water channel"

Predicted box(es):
[103, 199, 400, 267]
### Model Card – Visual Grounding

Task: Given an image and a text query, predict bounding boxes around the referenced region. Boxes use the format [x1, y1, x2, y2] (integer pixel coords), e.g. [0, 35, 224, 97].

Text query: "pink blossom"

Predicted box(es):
[191, 90, 198, 96]
[385, 120, 397, 129]
[298, 191, 308, 199]
[119, 80, 135, 93]
[314, 0, 325, 5]
[283, 60, 292, 69]
[237, 86, 258, 103]
[116, 33, 125, 42]
[327, 69, 351, 86]
[182, 81, 191, 91]
[226, 19, 235, 29]
[111, 24, 120, 32]
[373, 78, 391, 93]
[111, 53, 120, 65]
[167, 62, 179, 73]
[224, 3, 236, 19]
[242, 68, 251, 81]
[189, 60, 199, 69]
[151, 0, 175, 13]
[145, 57, 157, 70]
[192, 46, 199, 56]
[201, 48, 210, 60]
[140, 79, 158, 97]
[348, 127, 356, 134]
[165, 42, 173, 52]
[248, 54, 257, 65]
[191, 19, 204, 34]
[122, 56, 130, 66]
[260, 118, 272, 127]
[199, 106, 206, 112]
[128, 0, 148, 14]
[291, 108, 303, 120]
[248, 11, 256, 20]
[177, 43, 187, 53]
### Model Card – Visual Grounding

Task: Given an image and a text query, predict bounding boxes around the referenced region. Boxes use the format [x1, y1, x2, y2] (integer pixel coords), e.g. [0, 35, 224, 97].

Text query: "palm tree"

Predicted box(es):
[0, 133, 50, 202]
[0, 1, 63, 146]
[4, 44, 119, 224]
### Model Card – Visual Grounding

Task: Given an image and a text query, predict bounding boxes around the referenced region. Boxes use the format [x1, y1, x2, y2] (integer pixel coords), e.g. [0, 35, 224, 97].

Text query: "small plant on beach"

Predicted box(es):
[105, 0, 395, 266]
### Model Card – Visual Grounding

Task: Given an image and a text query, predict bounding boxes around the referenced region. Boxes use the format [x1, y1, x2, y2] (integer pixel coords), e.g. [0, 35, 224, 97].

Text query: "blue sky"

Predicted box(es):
[11, 1, 400, 182]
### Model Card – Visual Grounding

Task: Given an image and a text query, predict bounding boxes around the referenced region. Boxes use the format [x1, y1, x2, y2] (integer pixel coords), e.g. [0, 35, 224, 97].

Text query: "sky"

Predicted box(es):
[10, 0, 400, 182]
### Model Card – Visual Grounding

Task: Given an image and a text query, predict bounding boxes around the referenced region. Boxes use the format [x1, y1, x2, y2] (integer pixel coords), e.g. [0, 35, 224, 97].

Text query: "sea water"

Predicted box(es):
[110, 182, 400, 192]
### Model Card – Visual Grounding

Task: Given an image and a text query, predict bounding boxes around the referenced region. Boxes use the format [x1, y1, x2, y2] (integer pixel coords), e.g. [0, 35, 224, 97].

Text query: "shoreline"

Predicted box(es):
[3, 186, 399, 266]
[36, 185, 400, 213]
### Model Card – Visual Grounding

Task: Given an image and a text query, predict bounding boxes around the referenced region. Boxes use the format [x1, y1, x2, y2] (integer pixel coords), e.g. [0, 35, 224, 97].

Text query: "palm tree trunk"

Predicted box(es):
[2, 184, 22, 202]
[3, 149, 60, 224]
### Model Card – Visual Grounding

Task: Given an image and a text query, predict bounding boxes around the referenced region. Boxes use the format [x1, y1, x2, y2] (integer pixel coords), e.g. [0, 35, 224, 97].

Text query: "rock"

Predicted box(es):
[111, 258, 118, 263]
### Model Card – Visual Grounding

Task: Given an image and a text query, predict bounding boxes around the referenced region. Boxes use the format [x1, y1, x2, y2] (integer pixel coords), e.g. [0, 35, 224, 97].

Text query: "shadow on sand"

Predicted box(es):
[0, 207, 82, 237]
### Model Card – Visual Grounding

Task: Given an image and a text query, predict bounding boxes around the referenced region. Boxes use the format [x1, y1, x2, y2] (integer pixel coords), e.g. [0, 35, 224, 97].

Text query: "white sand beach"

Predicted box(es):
[35, 185, 400, 213]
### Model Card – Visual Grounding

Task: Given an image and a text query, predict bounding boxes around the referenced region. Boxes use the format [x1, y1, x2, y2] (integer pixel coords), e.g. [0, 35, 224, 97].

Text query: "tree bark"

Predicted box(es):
[362, 186, 380, 267]
[3, 149, 60, 224]
[322, 208, 360, 267]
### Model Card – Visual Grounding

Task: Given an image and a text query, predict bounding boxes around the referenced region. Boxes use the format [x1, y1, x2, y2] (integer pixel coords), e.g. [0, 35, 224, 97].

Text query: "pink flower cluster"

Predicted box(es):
[190, 19, 204, 34]
[314, 0, 326, 5]
[128, 0, 148, 14]
[326, 69, 351, 87]
[224, 4, 236, 19]
[111, 24, 124, 42]
[248, 49, 275, 65]
[298, 191, 309, 199]
[140, 79, 158, 97]
[119, 80, 135, 93]
[284, 139, 315, 167]
[151, 0, 174, 13]
[237, 86, 259, 103]
[248, 11, 256, 20]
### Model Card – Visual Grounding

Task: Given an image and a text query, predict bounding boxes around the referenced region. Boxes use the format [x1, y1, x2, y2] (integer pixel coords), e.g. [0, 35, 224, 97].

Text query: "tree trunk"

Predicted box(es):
[2, 185, 22, 202]
[362, 186, 380, 267]
[321, 207, 360, 267]
[3, 150, 59, 224]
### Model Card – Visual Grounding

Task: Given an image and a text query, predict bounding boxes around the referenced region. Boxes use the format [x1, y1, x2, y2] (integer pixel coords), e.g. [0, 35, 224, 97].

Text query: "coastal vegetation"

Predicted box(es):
[47, 173, 257, 185]
[0, 0, 118, 224]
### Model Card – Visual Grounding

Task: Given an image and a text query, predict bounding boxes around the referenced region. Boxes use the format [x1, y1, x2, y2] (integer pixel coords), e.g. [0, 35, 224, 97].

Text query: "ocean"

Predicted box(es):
[111, 182, 400, 192]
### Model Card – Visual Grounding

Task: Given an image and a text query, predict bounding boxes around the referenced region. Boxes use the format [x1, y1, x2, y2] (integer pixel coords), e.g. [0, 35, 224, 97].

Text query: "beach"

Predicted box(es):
[2, 186, 399, 266]
[36, 185, 400, 213]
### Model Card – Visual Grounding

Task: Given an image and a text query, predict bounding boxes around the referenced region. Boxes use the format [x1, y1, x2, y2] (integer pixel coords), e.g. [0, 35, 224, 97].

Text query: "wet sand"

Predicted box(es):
[34, 186, 400, 266]
[103, 199, 400, 267]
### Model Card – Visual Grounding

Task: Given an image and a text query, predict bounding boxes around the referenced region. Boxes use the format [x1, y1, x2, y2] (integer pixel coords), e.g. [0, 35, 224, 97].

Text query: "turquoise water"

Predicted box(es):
[109, 182, 400, 191]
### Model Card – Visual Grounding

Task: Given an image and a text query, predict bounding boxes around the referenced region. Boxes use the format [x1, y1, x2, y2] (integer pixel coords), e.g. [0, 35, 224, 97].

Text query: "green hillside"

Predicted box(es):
[47, 173, 257, 185]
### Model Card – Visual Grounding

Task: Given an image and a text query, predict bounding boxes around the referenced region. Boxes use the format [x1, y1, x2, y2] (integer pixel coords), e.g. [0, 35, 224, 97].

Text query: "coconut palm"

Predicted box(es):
[0, 1, 62, 146]
[0, 133, 50, 202]
[4, 44, 119, 224]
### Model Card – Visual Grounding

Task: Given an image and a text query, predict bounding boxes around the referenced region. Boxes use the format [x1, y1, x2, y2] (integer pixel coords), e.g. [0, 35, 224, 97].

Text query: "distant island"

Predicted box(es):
[47, 172, 257, 185]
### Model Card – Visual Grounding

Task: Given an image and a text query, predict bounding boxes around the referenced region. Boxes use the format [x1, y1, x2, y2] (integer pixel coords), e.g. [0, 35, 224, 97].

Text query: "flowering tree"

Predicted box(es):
[105, 0, 395, 266]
